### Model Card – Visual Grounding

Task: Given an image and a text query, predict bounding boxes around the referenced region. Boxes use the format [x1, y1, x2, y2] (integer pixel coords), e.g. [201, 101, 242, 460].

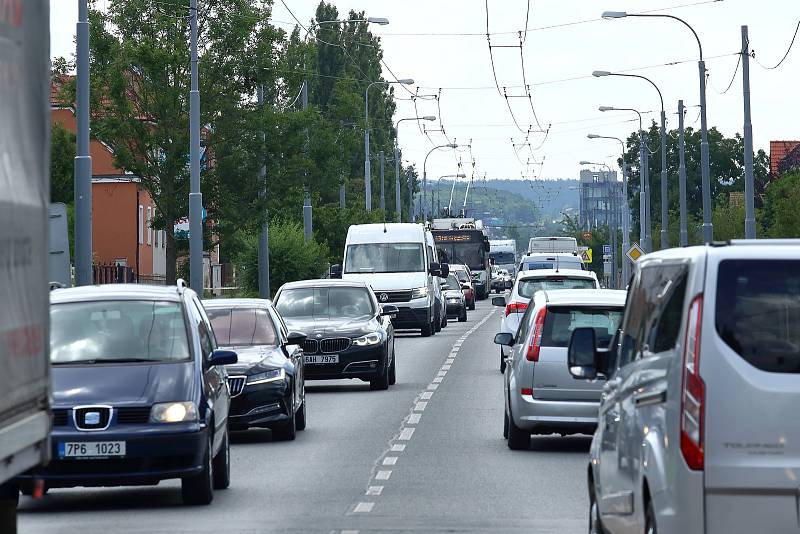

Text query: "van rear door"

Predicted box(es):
[703, 255, 800, 533]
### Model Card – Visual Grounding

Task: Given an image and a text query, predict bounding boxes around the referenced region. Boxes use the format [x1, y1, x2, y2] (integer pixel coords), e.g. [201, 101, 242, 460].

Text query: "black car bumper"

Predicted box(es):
[228, 379, 292, 431]
[304, 344, 386, 381]
[17, 423, 206, 488]
[445, 301, 465, 318]
[391, 306, 430, 330]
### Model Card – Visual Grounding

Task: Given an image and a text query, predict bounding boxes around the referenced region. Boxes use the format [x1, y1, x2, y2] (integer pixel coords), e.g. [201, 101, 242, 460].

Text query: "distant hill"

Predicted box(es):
[428, 181, 538, 225]
[484, 179, 580, 221]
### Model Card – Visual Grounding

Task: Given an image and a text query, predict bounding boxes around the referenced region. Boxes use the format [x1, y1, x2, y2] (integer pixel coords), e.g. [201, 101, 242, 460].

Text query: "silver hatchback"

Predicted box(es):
[494, 289, 626, 450]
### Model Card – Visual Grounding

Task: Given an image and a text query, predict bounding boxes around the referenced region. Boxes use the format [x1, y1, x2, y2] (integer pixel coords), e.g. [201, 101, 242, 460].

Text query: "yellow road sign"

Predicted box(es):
[626, 243, 645, 262]
[580, 249, 593, 263]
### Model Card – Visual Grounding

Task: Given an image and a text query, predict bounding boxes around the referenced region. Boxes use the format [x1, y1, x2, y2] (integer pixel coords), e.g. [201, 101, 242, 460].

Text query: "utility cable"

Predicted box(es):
[753, 20, 799, 70]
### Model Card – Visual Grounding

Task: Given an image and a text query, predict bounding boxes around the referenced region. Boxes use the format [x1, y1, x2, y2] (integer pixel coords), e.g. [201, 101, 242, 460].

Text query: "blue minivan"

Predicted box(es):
[12, 282, 237, 506]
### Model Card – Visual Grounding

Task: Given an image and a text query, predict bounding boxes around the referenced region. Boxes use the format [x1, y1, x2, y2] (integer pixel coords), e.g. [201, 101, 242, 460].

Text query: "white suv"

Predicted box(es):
[493, 269, 599, 372]
[567, 240, 800, 534]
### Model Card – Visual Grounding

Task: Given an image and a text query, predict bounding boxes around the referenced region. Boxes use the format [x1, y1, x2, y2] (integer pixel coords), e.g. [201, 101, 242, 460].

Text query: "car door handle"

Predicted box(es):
[634, 389, 666, 407]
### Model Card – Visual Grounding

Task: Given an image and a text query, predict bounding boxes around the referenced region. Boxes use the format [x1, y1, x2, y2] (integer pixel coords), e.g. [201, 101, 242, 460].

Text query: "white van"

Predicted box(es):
[333, 223, 446, 337]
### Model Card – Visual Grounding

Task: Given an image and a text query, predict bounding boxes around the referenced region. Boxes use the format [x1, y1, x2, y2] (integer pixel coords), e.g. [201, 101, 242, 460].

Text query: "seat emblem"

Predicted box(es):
[85, 411, 100, 425]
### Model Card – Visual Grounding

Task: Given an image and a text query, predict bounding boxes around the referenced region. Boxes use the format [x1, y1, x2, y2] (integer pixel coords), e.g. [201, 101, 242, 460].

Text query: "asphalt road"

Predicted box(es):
[18, 300, 590, 534]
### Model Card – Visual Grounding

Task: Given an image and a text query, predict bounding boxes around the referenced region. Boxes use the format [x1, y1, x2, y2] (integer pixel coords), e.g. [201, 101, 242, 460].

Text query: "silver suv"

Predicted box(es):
[567, 241, 800, 534]
[494, 289, 626, 450]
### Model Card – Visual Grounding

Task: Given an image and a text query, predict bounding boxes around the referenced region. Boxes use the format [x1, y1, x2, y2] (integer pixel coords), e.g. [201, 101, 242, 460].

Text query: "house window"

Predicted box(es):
[147, 207, 152, 245]
[138, 205, 144, 244]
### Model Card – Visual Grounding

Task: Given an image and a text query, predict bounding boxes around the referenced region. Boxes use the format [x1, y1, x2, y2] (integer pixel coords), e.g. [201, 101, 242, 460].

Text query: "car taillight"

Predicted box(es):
[526, 307, 547, 362]
[505, 302, 528, 317]
[680, 295, 705, 471]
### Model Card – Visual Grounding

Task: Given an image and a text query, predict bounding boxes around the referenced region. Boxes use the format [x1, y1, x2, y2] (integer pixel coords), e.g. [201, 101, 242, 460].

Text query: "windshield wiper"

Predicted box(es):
[53, 357, 155, 365]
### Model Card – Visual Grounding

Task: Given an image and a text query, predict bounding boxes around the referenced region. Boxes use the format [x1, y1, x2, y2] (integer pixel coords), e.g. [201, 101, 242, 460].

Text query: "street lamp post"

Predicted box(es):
[588, 134, 630, 283]
[423, 144, 458, 222]
[365, 78, 414, 211]
[436, 174, 466, 216]
[594, 70, 668, 250]
[188, 0, 203, 293]
[602, 10, 712, 243]
[75, 0, 92, 286]
[395, 116, 436, 222]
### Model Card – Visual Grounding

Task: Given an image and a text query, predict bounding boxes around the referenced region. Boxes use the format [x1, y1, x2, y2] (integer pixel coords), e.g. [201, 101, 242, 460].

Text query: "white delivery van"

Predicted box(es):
[332, 223, 447, 337]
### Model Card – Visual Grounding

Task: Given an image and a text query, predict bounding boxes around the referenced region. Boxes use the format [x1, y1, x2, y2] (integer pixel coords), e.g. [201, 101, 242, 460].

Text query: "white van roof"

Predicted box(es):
[346, 223, 426, 245]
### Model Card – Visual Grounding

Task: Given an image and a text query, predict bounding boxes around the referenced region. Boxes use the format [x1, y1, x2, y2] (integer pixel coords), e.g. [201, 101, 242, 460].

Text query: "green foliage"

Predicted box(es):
[51, 123, 76, 204]
[236, 222, 330, 297]
[763, 171, 800, 238]
[313, 205, 386, 265]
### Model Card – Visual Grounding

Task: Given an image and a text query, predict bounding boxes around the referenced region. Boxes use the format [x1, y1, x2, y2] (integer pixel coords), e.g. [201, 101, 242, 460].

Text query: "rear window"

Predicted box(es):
[522, 260, 583, 271]
[716, 260, 800, 373]
[517, 277, 596, 298]
[206, 307, 277, 347]
[541, 306, 624, 348]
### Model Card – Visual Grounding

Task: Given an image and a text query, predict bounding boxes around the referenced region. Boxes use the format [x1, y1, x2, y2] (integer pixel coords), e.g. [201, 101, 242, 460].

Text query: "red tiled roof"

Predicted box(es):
[770, 140, 800, 176]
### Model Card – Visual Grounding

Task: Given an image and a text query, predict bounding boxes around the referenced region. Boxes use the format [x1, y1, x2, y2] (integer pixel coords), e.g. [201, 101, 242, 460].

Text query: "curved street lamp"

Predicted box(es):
[394, 116, 436, 221]
[422, 144, 458, 222]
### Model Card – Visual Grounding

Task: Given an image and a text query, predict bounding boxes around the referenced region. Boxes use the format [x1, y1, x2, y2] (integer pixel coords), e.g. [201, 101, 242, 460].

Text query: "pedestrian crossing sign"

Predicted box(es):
[580, 249, 592, 263]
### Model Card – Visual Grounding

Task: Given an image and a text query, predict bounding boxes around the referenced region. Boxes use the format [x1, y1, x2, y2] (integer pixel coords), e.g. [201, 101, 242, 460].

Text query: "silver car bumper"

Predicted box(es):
[513, 394, 599, 430]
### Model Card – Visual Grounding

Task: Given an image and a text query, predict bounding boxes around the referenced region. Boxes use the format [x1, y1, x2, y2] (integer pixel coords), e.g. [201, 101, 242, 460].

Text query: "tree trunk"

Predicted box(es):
[165, 220, 177, 285]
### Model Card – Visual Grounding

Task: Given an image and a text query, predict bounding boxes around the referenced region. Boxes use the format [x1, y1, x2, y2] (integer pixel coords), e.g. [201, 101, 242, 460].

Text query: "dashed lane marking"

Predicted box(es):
[382, 456, 398, 466]
[399, 427, 415, 440]
[376, 470, 392, 480]
[414, 401, 428, 411]
[353, 502, 374, 513]
[391, 444, 406, 452]
[407, 413, 421, 424]
[366, 486, 383, 496]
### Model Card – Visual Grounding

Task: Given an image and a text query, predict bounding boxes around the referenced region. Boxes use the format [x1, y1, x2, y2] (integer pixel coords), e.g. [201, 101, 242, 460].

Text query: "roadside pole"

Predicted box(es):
[257, 85, 270, 298]
[741, 25, 756, 239]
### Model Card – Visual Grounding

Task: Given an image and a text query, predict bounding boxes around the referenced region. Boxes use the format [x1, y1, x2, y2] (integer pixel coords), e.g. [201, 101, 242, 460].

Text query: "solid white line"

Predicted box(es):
[391, 444, 406, 452]
[382, 456, 398, 466]
[399, 427, 415, 440]
[376, 470, 392, 480]
[407, 413, 421, 425]
[354, 502, 374, 513]
[420, 391, 434, 399]
[414, 401, 428, 411]
[366, 486, 383, 496]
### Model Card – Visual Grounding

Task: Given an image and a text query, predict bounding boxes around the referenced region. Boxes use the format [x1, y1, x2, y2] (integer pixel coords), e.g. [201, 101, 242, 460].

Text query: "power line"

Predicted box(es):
[708, 45, 743, 95]
[752, 20, 799, 70]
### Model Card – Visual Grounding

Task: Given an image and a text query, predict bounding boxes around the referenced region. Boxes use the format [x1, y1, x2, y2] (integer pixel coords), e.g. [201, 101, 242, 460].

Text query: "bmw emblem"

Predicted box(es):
[316, 333, 322, 338]
[379, 293, 389, 302]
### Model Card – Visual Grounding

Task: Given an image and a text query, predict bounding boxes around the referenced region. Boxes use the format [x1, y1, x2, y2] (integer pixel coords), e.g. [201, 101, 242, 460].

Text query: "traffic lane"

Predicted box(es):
[343, 305, 590, 533]
[17, 309, 482, 533]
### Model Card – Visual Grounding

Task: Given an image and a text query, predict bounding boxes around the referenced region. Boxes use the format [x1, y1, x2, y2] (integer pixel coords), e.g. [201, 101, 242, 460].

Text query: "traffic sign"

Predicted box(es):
[580, 249, 593, 263]
[603, 244, 611, 255]
[626, 243, 645, 262]
[581, 231, 592, 241]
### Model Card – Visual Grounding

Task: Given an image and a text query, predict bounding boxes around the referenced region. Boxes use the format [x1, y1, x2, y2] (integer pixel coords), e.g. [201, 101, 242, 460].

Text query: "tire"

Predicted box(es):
[507, 408, 530, 450]
[273, 398, 297, 441]
[589, 492, 605, 534]
[468, 299, 475, 311]
[212, 430, 230, 490]
[182, 434, 214, 505]
[434, 308, 442, 332]
[388, 352, 396, 385]
[503, 410, 509, 439]
[0, 483, 18, 534]
[645, 499, 657, 534]
[295, 387, 307, 431]
[458, 308, 467, 322]
[499, 348, 506, 373]
[370, 359, 390, 391]
[421, 319, 433, 337]
[441, 313, 448, 328]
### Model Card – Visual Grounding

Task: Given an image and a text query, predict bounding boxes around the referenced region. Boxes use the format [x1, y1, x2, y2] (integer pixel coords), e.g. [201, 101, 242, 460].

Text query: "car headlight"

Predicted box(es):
[411, 286, 428, 299]
[247, 368, 285, 385]
[150, 402, 198, 423]
[353, 332, 382, 346]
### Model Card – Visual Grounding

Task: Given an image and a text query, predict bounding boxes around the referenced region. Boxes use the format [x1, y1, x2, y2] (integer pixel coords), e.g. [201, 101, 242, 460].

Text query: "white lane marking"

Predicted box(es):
[414, 401, 428, 411]
[436, 370, 447, 377]
[399, 427, 415, 440]
[341, 530, 360, 534]
[441, 364, 452, 370]
[432, 376, 444, 383]
[407, 413, 421, 425]
[391, 444, 406, 452]
[420, 391, 434, 399]
[446, 358, 455, 364]
[382, 456, 398, 466]
[354, 502, 374, 513]
[376, 470, 392, 480]
[428, 383, 440, 390]
[366, 486, 383, 496]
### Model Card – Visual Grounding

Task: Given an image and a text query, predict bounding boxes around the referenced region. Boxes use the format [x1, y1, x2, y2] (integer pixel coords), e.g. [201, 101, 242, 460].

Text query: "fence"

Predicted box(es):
[92, 264, 135, 284]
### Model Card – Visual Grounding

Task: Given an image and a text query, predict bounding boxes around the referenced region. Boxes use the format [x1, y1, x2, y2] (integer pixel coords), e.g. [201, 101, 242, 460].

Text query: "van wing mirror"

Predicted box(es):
[440, 263, 450, 278]
[330, 264, 342, 279]
[568, 327, 599, 380]
[491, 296, 506, 307]
[428, 262, 441, 277]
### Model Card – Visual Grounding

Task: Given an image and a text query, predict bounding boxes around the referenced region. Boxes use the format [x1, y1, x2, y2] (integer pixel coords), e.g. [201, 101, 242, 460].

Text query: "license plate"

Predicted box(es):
[304, 354, 339, 364]
[59, 441, 126, 458]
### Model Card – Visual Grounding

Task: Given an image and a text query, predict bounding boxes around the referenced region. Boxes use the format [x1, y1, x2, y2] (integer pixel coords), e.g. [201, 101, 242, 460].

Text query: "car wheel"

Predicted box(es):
[499, 349, 506, 373]
[645, 500, 657, 534]
[434, 309, 442, 332]
[442, 313, 448, 328]
[421, 320, 433, 337]
[370, 359, 390, 391]
[212, 429, 230, 490]
[458, 307, 467, 322]
[388, 352, 397, 385]
[469, 300, 475, 311]
[273, 398, 297, 441]
[0, 482, 19, 507]
[182, 433, 214, 505]
[589, 492, 605, 534]
[503, 410, 509, 439]
[295, 387, 307, 431]
[507, 408, 530, 450]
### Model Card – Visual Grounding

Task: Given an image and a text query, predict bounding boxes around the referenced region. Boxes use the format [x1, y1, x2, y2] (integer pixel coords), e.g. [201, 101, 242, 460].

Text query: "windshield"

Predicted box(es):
[437, 243, 485, 271]
[50, 300, 190, 364]
[490, 251, 515, 264]
[541, 306, 624, 348]
[518, 277, 596, 298]
[206, 307, 277, 346]
[444, 274, 462, 290]
[345, 243, 424, 274]
[276, 287, 375, 319]
[454, 268, 470, 283]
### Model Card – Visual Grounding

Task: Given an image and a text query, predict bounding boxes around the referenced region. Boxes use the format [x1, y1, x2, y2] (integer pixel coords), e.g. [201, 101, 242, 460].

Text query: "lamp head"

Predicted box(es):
[598, 106, 614, 112]
[367, 17, 390, 25]
[587, 134, 600, 139]
[397, 78, 414, 85]
[447, 143, 458, 148]
[422, 115, 437, 121]
[457, 173, 466, 178]
[592, 70, 611, 77]
[579, 160, 592, 165]
[602, 11, 627, 19]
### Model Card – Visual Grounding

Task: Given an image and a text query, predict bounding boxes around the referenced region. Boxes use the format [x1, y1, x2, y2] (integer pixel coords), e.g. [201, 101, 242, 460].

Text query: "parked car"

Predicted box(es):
[441, 273, 468, 322]
[494, 289, 626, 450]
[518, 252, 584, 272]
[203, 299, 306, 441]
[13, 282, 237, 506]
[451, 264, 475, 310]
[493, 269, 600, 372]
[274, 280, 398, 390]
[566, 241, 800, 534]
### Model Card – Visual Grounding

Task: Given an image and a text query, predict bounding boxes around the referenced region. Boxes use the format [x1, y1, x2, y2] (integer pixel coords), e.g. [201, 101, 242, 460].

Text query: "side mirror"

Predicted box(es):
[505, 280, 513, 289]
[440, 263, 450, 278]
[460, 284, 470, 290]
[286, 331, 307, 346]
[493, 332, 514, 346]
[330, 264, 342, 279]
[568, 327, 599, 380]
[491, 296, 506, 307]
[208, 349, 238, 367]
[428, 262, 441, 277]
[484, 241, 491, 252]
[380, 304, 399, 317]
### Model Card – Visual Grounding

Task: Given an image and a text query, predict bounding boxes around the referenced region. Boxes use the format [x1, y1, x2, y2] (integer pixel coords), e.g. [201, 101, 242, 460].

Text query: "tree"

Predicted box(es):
[763, 170, 800, 238]
[51, 123, 76, 204]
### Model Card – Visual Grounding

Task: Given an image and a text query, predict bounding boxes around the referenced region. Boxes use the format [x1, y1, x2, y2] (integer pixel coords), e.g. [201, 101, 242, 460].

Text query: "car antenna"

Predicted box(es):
[555, 254, 560, 273]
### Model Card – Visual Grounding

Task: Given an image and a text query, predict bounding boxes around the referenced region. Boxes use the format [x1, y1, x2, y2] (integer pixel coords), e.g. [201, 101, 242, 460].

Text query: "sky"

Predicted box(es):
[50, 1, 799, 188]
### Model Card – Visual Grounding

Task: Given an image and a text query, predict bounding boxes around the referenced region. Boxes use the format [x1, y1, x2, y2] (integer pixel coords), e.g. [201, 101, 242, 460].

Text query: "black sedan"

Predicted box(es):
[273, 280, 398, 391]
[203, 299, 307, 441]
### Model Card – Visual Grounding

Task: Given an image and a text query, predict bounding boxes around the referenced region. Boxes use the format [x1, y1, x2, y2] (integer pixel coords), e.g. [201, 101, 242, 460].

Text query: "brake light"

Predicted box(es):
[520, 388, 533, 395]
[680, 295, 705, 471]
[505, 301, 528, 317]
[526, 307, 547, 361]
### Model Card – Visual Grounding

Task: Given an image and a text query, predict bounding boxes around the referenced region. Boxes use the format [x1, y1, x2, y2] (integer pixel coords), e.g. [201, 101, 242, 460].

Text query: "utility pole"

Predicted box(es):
[379, 151, 385, 211]
[75, 0, 93, 286]
[742, 25, 756, 239]
[339, 177, 346, 208]
[395, 149, 401, 222]
[699, 58, 713, 243]
[638, 130, 647, 251]
[660, 109, 668, 249]
[678, 100, 688, 247]
[188, 0, 203, 293]
[643, 144, 652, 252]
[621, 158, 629, 283]
[302, 80, 312, 240]
[257, 85, 270, 298]
[408, 168, 414, 222]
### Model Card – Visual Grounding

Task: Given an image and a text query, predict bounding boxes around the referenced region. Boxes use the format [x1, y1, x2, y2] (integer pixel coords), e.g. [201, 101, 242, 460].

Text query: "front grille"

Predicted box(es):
[321, 337, 350, 353]
[52, 409, 69, 427]
[227, 376, 246, 397]
[74, 406, 111, 431]
[374, 289, 413, 303]
[116, 407, 151, 424]
[303, 339, 319, 354]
